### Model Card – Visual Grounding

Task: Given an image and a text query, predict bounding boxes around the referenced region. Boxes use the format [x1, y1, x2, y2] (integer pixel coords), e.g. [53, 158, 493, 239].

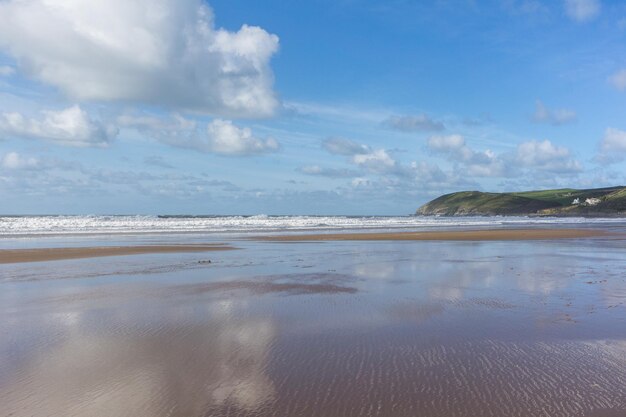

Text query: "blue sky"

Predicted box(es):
[1, 0, 626, 215]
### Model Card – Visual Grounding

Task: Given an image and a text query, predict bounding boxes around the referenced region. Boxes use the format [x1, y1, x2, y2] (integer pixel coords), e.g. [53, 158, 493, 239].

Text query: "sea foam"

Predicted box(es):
[0, 214, 623, 237]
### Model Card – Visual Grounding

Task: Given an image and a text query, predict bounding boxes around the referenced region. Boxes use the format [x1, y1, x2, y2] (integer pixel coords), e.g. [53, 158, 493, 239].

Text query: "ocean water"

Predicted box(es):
[1, 214, 625, 237]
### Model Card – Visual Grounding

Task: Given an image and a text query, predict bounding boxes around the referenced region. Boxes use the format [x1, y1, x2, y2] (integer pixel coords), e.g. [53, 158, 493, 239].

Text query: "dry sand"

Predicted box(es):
[0, 244, 235, 264]
[258, 228, 607, 242]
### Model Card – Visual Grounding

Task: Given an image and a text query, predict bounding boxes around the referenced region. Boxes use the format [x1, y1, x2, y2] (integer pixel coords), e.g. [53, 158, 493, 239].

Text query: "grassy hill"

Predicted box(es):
[416, 186, 626, 216]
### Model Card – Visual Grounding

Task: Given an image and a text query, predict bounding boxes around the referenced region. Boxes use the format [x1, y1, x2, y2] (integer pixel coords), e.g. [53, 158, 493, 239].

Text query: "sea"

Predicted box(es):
[1, 214, 625, 237]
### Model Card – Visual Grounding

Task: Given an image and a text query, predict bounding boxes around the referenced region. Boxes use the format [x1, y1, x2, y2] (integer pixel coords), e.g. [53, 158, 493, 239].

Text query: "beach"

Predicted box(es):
[0, 244, 234, 264]
[1, 218, 625, 416]
[258, 227, 606, 241]
[3, 0, 625, 415]
[0, 228, 607, 264]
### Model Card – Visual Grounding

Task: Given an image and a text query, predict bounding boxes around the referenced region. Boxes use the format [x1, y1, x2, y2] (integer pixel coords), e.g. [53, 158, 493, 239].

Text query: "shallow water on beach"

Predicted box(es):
[1, 236, 626, 416]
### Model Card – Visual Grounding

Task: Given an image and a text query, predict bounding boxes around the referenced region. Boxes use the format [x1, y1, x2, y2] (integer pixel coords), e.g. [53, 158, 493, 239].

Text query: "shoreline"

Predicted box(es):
[0, 244, 235, 264]
[0, 228, 615, 264]
[257, 228, 610, 242]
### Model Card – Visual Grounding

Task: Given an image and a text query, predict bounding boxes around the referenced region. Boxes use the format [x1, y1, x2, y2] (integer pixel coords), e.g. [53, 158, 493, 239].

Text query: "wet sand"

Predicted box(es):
[0, 244, 235, 264]
[0, 229, 608, 265]
[1, 234, 626, 416]
[258, 228, 607, 241]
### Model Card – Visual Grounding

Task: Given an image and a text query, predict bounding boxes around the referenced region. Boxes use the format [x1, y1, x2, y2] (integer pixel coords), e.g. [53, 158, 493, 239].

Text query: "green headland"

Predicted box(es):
[416, 186, 626, 216]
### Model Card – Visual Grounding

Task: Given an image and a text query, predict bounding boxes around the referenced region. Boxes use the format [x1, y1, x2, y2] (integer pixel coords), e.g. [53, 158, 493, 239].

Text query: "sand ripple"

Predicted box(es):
[264, 338, 626, 417]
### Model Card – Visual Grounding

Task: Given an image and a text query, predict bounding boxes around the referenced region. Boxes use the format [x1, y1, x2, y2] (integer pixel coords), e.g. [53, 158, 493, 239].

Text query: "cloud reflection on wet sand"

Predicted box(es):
[0, 301, 277, 417]
[1, 238, 626, 416]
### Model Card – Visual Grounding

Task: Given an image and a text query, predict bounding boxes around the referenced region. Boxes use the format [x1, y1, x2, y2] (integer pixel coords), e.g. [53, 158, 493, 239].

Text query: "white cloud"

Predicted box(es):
[317, 136, 472, 188]
[532, 100, 576, 125]
[286, 102, 387, 124]
[564, 0, 601, 22]
[1, 152, 38, 170]
[428, 134, 467, 154]
[321, 137, 409, 177]
[600, 127, 626, 152]
[429, 135, 581, 177]
[300, 165, 358, 178]
[342, 160, 475, 198]
[351, 177, 371, 188]
[205, 119, 278, 155]
[352, 149, 396, 174]
[516, 139, 582, 172]
[0, 0, 279, 118]
[608, 69, 626, 91]
[463, 151, 507, 177]
[517, 140, 568, 164]
[119, 114, 278, 156]
[300, 165, 323, 175]
[323, 137, 370, 155]
[384, 114, 444, 132]
[118, 113, 198, 142]
[596, 127, 626, 163]
[0, 106, 117, 147]
[411, 161, 459, 186]
[0, 65, 15, 76]
[428, 134, 505, 177]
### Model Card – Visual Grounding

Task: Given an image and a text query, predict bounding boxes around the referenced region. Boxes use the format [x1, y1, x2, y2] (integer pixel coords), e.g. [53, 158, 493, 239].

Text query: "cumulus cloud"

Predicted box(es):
[0, 106, 117, 147]
[313, 136, 474, 185]
[300, 165, 359, 178]
[342, 160, 474, 202]
[564, 0, 600, 22]
[0, 0, 279, 118]
[204, 119, 278, 155]
[321, 137, 413, 177]
[516, 139, 582, 173]
[120, 114, 278, 156]
[428, 135, 582, 176]
[428, 135, 582, 177]
[411, 161, 465, 187]
[608, 69, 626, 91]
[428, 134, 467, 154]
[427, 134, 505, 177]
[118, 113, 197, 138]
[322, 137, 370, 155]
[0, 149, 248, 201]
[599, 127, 626, 152]
[322, 137, 406, 175]
[352, 149, 397, 174]
[350, 177, 371, 188]
[384, 114, 445, 132]
[1, 152, 39, 170]
[532, 100, 576, 125]
[318, 133, 583, 192]
[462, 151, 506, 177]
[596, 127, 626, 163]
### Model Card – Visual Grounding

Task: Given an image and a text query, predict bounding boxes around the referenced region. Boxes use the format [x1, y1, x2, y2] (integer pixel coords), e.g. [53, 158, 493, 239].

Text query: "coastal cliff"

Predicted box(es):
[416, 186, 626, 216]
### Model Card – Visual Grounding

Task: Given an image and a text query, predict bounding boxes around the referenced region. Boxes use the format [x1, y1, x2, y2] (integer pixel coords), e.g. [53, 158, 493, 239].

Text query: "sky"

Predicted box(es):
[1, 0, 626, 215]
